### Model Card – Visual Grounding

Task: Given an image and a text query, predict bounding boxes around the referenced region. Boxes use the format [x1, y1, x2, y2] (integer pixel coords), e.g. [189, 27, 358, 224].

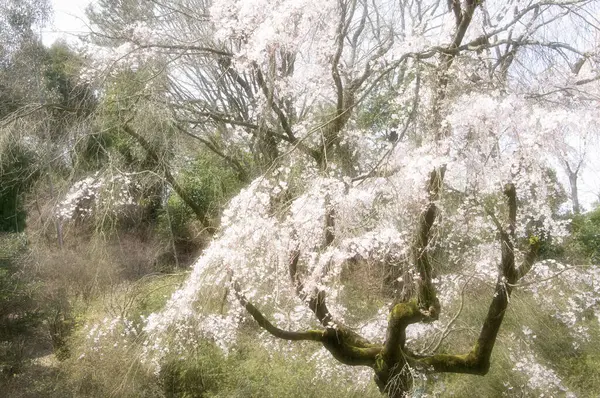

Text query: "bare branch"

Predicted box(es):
[121, 123, 214, 231]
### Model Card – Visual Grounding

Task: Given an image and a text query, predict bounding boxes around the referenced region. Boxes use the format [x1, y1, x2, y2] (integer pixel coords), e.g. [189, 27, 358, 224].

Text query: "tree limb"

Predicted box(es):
[232, 280, 324, 342]
[412, 184, 540, 375]
[122, 123, 213, 231]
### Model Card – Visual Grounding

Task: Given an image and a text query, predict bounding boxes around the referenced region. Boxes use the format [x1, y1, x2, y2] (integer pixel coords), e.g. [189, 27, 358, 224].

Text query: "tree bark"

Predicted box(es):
[567, 166, 580, 214]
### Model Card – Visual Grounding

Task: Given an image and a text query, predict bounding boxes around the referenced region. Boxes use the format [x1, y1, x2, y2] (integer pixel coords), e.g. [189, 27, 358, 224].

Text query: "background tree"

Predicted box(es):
[0, 0, 52, 232]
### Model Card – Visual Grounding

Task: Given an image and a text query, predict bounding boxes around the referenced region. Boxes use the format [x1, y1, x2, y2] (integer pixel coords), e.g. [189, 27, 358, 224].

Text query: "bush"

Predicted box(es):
[160, 344, 227, 398]
[57, 274, 185, 398]
[156, 152, 243, 265]
[0, 233, 40, 378]
[572, 206, 600, 263]
[0, 139, 39, 232]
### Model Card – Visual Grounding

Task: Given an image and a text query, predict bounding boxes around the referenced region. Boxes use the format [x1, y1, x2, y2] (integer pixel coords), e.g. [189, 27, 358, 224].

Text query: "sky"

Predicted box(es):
[42, 0, 92, 46]
[41, 0, 600, 210]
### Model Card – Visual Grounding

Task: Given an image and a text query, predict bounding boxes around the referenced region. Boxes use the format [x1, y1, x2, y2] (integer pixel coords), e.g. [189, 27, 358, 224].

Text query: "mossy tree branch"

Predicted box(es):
[288, 203, 340, 327]
[232, 280, 324, 342]
[411, 183, 540, 376]
[235, 175, 540, 397]
[231, 276, 381, 367]
[288, 249, 335, 327]
[375, 167, 445, 394]
[414, 167, 445, 314]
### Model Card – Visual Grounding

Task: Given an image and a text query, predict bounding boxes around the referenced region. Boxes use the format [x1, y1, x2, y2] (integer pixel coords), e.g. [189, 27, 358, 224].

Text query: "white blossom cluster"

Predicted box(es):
[56, 172, 137, 221]
[211, 0, 337, 68]
[522, 260, 600, 343]
[509, 335, 575, 397]
[79, 316, 141, 359]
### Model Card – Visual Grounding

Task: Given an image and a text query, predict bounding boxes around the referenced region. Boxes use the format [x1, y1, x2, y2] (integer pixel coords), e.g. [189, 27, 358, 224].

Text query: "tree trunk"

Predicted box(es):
[565, 160, 581, 215]
[568, 169, 580, 214]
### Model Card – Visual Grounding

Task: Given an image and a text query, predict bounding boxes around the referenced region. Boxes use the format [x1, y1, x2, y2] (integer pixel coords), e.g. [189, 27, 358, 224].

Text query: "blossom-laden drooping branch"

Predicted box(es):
[224, 176, 540, 397]
[57, 171, 137, 221]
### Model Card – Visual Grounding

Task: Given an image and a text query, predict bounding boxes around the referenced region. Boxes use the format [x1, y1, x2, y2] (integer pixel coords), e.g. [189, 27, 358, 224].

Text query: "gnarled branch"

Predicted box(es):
[232, 280, 324, 342]
[412, 183, 540, 376]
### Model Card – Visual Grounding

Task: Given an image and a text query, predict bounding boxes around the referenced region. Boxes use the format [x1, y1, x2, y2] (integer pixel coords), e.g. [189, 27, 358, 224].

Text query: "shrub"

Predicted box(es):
[0, 139, 39, 232]
[0, 233, 40, 377]
[572, 206, 600, 263]
[156, 152, 243, 265]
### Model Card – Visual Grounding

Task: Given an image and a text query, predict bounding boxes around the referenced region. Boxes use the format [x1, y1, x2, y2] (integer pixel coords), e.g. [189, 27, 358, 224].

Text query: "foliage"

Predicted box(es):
[0, 138, 39, 232]
[0, 233, 40, 377]
[572, 206, 600, 263]
[157, 152, 244, 244]
[86, 67, 166, 169]
[43, 42, 97, 134]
